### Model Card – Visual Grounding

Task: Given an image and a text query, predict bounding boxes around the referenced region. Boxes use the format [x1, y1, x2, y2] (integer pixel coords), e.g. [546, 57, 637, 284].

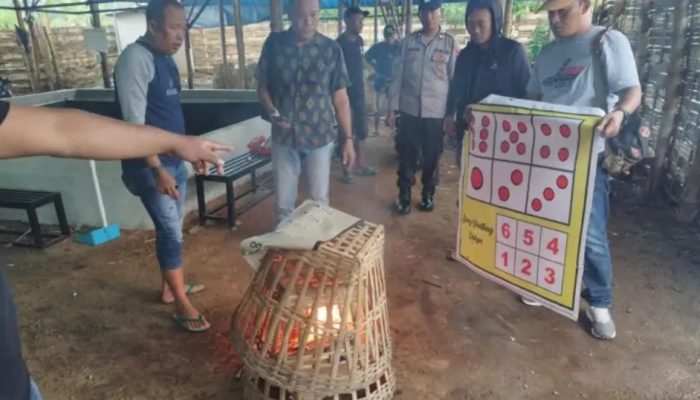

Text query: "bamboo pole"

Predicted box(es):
[23, 0, 53, 91]
[13, 0, 37, 92]
[89, 0, 111, 88]
[404, 0, 412, 35]
[41, 15, 62, 89]
[185, 29, 195, 89]
[374, 0, 378, 44]
[232, 0, 247, 88]
[503, 0, 513, 37]
[650, 0, 688, 201]
[218, 0, 227, 64]
[677, 152, 700, 222]
[635, 0, 652, 72]
[338, 0, 343, 37]
[270, 0, 283, 32]
[34, 22, 55, 90]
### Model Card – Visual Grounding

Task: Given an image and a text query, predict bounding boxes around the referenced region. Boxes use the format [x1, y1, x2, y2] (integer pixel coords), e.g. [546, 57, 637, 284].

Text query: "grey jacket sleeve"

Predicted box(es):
[114, 44, 154, 125]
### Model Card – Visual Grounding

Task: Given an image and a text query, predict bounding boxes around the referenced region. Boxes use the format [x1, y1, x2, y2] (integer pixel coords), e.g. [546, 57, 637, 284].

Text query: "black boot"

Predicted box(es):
[396, 194, 411, 215]
[419, 193, 434, 212]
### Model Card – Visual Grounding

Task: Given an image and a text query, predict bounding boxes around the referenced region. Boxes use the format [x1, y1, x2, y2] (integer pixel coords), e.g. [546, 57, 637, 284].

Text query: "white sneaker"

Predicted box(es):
[586, 307, 616, 340]
[520, 297, 542, 307]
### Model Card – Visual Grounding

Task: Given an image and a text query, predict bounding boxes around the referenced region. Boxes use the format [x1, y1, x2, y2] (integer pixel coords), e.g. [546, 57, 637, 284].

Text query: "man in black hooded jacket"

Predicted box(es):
[446, 0, 531, 164]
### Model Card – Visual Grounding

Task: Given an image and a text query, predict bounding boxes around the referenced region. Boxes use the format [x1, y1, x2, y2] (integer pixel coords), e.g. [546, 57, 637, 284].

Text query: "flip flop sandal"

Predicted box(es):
[162, 283, 206, 304]
[172, 313, 210, 333]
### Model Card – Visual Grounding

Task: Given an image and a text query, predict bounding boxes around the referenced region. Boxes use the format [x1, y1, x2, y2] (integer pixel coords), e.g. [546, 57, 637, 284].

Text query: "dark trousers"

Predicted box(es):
[396, 113, 444, 198]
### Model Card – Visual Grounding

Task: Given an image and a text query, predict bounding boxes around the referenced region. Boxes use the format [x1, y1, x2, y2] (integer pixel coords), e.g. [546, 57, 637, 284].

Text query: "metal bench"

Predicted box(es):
[0, 188, 70, 248]
[195, 152, 273, 229]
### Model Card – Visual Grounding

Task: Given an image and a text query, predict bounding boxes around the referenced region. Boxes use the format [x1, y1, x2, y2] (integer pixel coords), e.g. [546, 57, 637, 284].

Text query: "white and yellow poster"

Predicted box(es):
[456, 95, 606, 320]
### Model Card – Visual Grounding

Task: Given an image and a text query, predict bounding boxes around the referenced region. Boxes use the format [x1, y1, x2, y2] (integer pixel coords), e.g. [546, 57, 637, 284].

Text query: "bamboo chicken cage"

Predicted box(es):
[231, 221, 395, 400]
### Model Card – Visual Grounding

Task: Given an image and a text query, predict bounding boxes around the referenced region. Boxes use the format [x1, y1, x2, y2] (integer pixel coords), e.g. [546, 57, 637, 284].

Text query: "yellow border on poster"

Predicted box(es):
[457, 102, 603, 318]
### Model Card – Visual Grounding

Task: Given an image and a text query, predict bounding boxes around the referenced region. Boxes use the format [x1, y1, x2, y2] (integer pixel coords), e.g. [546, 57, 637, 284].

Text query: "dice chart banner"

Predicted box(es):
[456, 95, 605, 320]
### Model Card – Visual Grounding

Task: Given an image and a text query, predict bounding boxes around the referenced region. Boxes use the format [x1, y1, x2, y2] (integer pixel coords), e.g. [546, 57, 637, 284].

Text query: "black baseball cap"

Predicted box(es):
[344, 6, 369, 18]
[418, 0, 442, 12]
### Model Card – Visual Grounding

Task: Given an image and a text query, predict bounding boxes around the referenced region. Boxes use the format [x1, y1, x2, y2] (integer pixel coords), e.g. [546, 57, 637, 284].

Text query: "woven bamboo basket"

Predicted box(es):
[231, 221, 395, 400]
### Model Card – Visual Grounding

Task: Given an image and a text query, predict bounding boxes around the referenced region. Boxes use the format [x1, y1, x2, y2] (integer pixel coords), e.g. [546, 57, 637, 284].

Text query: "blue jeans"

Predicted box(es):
[122, 162, 187, 270]
[581, 165, 613, 308]
[272, 141, 333, 222]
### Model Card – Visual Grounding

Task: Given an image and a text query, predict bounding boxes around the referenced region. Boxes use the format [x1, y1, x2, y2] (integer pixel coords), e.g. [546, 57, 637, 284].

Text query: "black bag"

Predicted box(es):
[603, 111, 654, 176]
[592, 29, 653, 177]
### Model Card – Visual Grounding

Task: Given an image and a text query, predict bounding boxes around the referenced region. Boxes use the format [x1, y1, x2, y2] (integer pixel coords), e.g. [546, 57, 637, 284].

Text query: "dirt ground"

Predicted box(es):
[3, 134, 700, 400]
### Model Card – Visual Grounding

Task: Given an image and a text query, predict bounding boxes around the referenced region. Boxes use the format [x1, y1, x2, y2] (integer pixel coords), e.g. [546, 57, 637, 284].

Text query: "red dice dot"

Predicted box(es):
[482, 116, 491, 127]
[479, 141, 488, 153]
[540, 146, 551, 159]
[503, 120, 511, 132]
[541, 123, 552, 136]
[543, 187, 555, 201]
[509, 131, 519, 143]
[498, 186, 510, 201]
[558, 148, 570, 162]
[500, 140, 510, 153]
[532, 198, 543, 212]
[518, 122, 527, 134]
[471, 167, 484, 190]
[560, 124, 572, 138]
[557, 175, 569, 189]
[517, 143, 527, 155]
[480, 129, 489, 140]
[511, 169, 524, 186]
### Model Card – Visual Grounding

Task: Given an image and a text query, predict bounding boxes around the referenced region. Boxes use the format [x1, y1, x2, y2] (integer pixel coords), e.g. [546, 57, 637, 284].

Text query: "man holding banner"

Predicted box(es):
[526, 0, 642, 340]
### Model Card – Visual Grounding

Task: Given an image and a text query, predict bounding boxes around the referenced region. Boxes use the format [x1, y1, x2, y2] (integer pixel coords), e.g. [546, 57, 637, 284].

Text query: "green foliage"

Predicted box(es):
[441, 3, 466, 27]
[512, 0, 539, 19]
[527, 20, 549, 61]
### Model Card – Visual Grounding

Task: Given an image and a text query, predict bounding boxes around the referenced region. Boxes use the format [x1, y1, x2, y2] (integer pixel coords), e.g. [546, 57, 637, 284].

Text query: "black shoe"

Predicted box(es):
[419, 195, 434, 212]
[396, 197, 411, 215]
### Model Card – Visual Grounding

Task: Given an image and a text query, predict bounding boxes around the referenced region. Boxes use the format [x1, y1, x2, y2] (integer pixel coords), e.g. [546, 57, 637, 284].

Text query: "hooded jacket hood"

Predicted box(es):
[445, 0, 530, 128]
[465, 0, 504, 40]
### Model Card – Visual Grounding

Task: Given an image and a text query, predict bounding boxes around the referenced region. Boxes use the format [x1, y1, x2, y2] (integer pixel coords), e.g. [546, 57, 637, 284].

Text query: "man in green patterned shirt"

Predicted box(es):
[257, 0, 356, 223]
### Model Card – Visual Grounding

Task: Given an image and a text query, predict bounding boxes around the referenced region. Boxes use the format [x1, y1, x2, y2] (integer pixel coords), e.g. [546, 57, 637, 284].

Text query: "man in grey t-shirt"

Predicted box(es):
[525, 0, 642, 340]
